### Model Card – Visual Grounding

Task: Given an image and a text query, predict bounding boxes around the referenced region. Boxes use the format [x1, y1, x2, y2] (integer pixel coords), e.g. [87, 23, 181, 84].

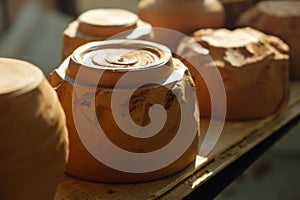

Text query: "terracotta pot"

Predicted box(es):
[138, 0, 224, 34]
[62, 8, 153, 60]
[0, 58, 69, 200]
[177, 28, 289, 120]
[50, 39, 199, 183]
[138, 0, 224, 50]
[238, 1, 300, 79]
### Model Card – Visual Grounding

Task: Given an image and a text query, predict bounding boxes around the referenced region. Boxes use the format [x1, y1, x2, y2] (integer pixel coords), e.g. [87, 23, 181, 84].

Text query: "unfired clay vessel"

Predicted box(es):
[238, 1, 300, 79]
[138, 0, 224, 34]
[50, 40, 199, 183]
[62, 8, 153, 60]
[178, 27, 289, 120]
[138, 0, 224, 51]
[0, 58, 69, 200]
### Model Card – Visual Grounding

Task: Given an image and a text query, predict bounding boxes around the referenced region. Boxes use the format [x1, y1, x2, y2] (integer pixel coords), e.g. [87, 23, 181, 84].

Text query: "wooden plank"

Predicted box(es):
[160, 81, 300, 199]
[55, 81, 300, 200]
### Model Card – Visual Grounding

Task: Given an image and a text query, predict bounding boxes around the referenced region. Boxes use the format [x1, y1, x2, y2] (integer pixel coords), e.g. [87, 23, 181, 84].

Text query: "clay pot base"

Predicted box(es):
[0, 58, 42, 97]
[0, 58, 68, 200]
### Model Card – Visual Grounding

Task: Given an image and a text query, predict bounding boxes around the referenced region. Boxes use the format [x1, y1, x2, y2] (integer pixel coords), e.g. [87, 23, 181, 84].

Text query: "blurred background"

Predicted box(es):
[0, 0, 299, 199]
[0, 0, 139, 75]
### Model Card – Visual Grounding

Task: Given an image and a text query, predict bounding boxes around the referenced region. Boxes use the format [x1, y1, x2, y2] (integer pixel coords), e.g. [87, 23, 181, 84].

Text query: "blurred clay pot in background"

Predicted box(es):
[0, 58, 68, 200]
[62, 8, 153, 60]
[219, 0, 253, 29]
[238, 1, 300, 79]
[138, 0, 224, 50]
[177, 28, 289, 120]
[138, 0, 224, 34]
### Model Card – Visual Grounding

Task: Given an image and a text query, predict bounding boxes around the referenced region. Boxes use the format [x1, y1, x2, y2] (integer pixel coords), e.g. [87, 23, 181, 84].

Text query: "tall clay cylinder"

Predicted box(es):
[0, 58, 69, 200]
[50, 39, 199, 183]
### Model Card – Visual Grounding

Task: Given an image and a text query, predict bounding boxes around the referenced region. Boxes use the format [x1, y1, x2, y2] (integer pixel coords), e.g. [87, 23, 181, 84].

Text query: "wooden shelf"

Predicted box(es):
[55, 81, 300, 200]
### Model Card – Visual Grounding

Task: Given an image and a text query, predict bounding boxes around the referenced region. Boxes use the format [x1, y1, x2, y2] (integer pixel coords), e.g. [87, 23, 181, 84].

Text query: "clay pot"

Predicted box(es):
[138, 0, 224, 50]
[50, 39, 199, 183]
[177, 28, 289, 120]
[138, 0, 224, 34]
[0, 58, 68, 200]
[238, 1, 300, 79]
[62, 8, 153, 60]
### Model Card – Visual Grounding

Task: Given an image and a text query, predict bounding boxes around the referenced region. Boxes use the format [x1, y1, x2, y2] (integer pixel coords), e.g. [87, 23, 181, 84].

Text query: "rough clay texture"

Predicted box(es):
[178, 27, 289, 120]
[0, 60, 69, 200]
[238, 1, 300, 79]
[50, 58, 199, 183]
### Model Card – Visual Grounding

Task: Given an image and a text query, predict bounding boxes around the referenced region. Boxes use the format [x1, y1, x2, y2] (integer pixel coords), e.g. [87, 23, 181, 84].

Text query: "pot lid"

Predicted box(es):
[66, 39, 174, 88]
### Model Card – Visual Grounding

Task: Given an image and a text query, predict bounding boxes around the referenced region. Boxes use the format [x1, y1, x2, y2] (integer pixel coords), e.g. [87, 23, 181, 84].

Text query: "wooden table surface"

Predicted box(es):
[55, 81, 300, 200]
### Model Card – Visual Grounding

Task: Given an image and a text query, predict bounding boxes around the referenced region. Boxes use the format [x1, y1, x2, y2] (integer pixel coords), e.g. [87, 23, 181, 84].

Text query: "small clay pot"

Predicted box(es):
[238, 1, 300, 79]
[50, 39, 199, 183]
[0, 58, 69, 200]
[62, 9, 153, 60]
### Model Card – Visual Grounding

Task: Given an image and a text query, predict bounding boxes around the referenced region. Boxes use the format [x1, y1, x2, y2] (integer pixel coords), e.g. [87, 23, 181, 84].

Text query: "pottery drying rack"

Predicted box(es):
[54, 81, 300, 200]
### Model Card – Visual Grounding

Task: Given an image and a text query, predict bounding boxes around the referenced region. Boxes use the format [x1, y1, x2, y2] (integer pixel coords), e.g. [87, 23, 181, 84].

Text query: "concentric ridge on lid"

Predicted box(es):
[70, 39, 172, 71]
[65, 39, 174, 88]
